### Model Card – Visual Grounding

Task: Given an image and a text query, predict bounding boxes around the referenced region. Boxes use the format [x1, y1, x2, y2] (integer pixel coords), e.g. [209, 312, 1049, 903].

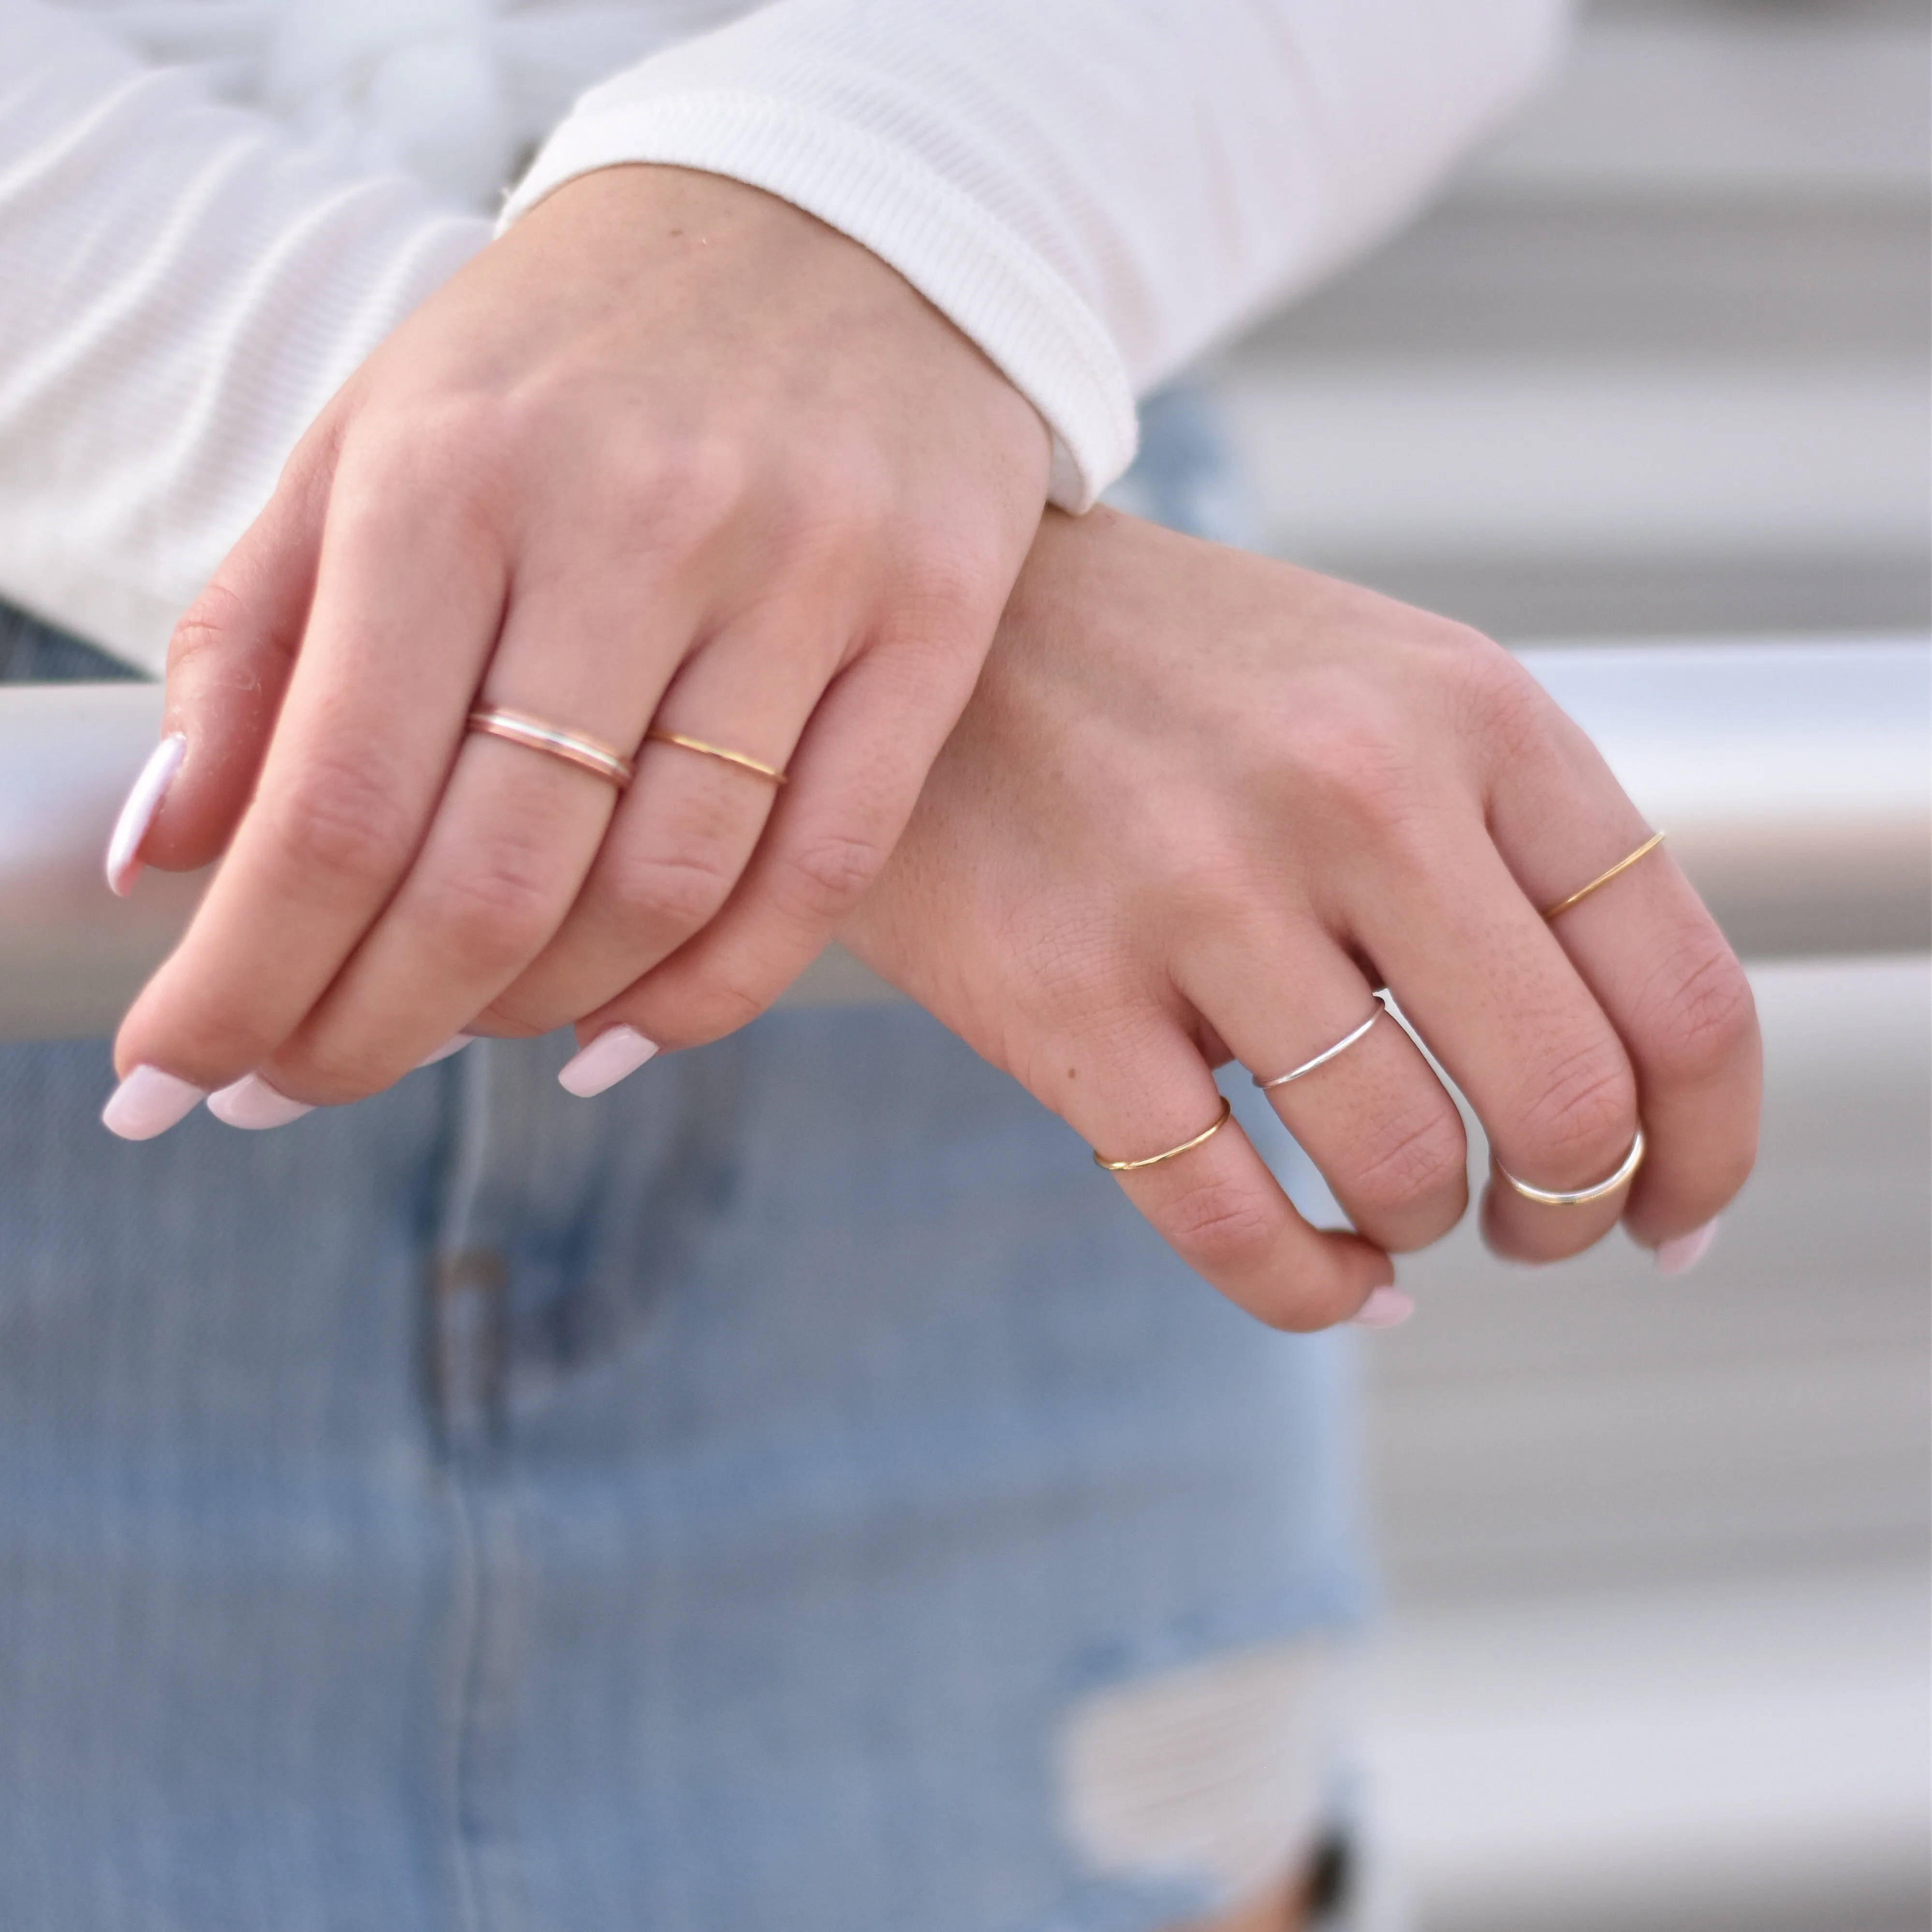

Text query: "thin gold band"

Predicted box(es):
[1093, 1096, 1234, 1173]
[644, 728, 788, 785]
[1498, 1125, 1647, 1206]
[466, 705, 634, 788]
[1543, 830, 1667, 920]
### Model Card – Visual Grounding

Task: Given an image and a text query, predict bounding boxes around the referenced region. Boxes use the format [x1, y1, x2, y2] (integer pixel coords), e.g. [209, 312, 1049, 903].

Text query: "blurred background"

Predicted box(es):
[1199, 3, 1929, 1927]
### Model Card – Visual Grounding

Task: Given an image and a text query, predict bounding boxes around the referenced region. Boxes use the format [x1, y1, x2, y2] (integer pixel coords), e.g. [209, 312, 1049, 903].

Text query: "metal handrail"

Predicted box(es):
[1, 638, 1924, 1040]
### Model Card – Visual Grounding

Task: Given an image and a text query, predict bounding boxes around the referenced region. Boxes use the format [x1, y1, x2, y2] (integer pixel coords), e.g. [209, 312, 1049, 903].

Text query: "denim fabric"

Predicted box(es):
[0, 396, 1367, 1931]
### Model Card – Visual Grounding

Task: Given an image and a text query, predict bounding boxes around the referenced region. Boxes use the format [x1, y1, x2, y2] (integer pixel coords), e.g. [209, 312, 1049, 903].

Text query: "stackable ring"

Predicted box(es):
[1252, 999, 1385, 1092]
[1092, 1097, 1233, 1173]
[644, 728, 788, 785]
[1543, 830, 1667, 921]
[1498, 1125, 1647, 1206]
[467, 705, 634, 789]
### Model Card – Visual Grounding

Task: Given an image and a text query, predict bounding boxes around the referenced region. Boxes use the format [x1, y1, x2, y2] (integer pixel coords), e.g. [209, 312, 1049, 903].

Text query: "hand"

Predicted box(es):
[110, 165, 1049, 1116]
[588, 509, 1761, 1328]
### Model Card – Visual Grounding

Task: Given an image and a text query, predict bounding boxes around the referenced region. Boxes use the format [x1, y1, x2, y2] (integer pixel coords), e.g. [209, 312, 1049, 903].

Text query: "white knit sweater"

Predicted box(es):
[0, 0, 1567, 672]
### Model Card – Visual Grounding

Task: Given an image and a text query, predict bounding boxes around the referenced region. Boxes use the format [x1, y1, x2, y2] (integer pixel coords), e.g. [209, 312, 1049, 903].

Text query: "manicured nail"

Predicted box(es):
[1349, 1285, 1415, 1330]
[206, 1073, 314, 1130]
[557, 1024, 658, 1098]
[105, 734, 186, 897]
[102, 1064, 205, 1140]
[1655, 1218, 1719, 1277]
[416, 1033, 475, 1068]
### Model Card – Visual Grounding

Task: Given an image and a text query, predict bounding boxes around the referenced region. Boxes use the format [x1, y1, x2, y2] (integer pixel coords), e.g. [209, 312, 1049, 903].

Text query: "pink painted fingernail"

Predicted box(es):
[1349, 1285, 1415, 1330]
[206, 1073, 314, 1130]
[102, 1064, 205, 1140]
[557, 1025, 658, 1098]
[105, 734, 186, 897]
[1655, 1217, 1719, 1277]
[416, 1034, 475, 1068]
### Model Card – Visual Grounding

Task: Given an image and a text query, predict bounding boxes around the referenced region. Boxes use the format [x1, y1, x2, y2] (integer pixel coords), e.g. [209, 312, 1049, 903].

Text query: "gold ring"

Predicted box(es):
[1498, 1125, 1646, 1206]
[1543, 830, 1667, 920]
[1253, 1001, 1384, 1091]
[1093, 1096, 1233, 1172]
[644, 728, 787, 785]
[467, 705, 633, 788]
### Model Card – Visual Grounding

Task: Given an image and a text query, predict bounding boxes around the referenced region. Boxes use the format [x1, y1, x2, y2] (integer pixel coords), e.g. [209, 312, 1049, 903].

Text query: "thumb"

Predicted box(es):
[116, 437, 333, 886]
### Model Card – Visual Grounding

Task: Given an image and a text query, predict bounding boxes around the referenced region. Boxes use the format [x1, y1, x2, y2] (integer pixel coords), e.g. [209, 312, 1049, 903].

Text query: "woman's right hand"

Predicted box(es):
[587, 507, 1761, 1329]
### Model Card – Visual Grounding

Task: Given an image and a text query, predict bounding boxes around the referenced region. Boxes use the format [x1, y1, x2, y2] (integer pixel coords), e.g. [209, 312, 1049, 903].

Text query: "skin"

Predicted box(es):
[583, 511, 1763, 1325]
[117, 167, 1762, 1319]
[121, 164, 1050, 1093]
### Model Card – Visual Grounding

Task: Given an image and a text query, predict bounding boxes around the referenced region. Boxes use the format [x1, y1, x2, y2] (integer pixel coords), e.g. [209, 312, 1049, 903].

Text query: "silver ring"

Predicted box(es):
[1252, 1000, 1384, 1092]
[1498, 1126, 1647, 1207]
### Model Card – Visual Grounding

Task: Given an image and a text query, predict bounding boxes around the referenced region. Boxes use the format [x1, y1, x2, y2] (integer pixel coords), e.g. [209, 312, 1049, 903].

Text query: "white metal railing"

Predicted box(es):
[0, 637, 1925, 1040]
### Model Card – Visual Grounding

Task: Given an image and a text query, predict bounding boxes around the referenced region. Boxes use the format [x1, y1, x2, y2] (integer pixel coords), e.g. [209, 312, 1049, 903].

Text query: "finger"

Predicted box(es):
[1485, 696, 1761, 1252]
[139, 429, 338, 874]
[112, 459, 506, 1088]
[1048, 1008, 1396, 1331]
[258, 554, 714, 1095]
[474, 610, 837, 1037]
[1347, 813, 1642, 1266]
[576, 630, 982, 1048]
[1177, 934, 1468, 1255]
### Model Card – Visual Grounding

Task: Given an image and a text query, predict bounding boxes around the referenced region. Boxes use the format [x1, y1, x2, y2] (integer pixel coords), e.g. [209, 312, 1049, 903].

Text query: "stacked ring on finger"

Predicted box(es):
[467, 704, 635, 789]
[1092, 1097, 1233, 1171]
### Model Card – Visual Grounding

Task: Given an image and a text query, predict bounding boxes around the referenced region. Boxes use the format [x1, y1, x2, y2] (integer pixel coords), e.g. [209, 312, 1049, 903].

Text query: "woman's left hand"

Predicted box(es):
[106, 164, 1048, 1132]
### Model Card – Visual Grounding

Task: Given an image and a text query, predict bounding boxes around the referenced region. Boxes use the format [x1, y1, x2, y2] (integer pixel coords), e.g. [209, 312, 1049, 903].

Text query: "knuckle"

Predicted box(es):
[615, 436, 747, 552]
[260, 754, 414, 890]
[1520, 1037, 1639, 1172]
[1285, 708, 1428, 849]
[1636, 931, 1757, 1080]
[609, 843, 738, 936]
[1347, 1104, 1468, 1216]
[166, 580, 253, 674]
[775, 828, 888, 924]
[416, 837, 560, 962]
[1158, 1173, 1281, 1276]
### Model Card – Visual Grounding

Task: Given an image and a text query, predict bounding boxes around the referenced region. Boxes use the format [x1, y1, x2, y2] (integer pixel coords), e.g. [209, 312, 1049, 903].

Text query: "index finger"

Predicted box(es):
[112, 469, 505, 1090]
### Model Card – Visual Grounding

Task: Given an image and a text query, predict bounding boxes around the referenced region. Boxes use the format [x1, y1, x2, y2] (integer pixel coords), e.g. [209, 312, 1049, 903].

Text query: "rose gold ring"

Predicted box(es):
[644, 728, 788, 785]
[467, 705, 634, 789]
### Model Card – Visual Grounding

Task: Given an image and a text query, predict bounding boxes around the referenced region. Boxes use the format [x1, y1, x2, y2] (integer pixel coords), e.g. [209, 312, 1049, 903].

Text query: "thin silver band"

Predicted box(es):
[1252, 1001, 1384, 1092]
[466, 705, 635, 789]
[1498, 1125, 1647, 1207]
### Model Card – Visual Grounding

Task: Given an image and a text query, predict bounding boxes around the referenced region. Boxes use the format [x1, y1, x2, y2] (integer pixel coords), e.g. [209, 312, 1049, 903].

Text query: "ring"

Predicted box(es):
[644, 728, 788, 785]
[467, 705, 634, 789]
[1498, 1125, 1647, 1206]
[1252, 999, 1385, 1091]
[1543, 830, 1667, 920]
[1092, 1096, 1233, 1172]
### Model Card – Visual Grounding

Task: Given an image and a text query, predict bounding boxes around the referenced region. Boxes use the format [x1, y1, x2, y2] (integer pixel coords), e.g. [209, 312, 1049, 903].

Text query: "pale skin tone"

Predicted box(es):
[113, 165, 1760, 1907]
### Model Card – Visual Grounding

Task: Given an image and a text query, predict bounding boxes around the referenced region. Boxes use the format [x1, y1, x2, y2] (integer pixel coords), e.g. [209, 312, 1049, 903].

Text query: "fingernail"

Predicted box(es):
[1349, 1285, 1415, 1330]
[105, 733, 186, 897]
[1655, 1217, 1719, 1277]
[102, 1064, 205, 1140]
[557, 1024, 658, 1098]
[206, 1073, 314, 1130]
[416, 1033, 475, 1068]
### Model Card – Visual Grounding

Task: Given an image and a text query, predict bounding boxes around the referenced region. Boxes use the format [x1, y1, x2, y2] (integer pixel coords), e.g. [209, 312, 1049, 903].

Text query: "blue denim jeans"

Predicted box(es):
[0, 403, 1367, 1931]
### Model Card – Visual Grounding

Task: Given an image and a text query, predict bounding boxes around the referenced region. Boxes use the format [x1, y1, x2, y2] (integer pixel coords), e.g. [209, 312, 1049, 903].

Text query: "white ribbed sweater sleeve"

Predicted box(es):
[0, 0, 491, 670]
[0, 0, 1568, 673]
[503, 1, 1570, 507]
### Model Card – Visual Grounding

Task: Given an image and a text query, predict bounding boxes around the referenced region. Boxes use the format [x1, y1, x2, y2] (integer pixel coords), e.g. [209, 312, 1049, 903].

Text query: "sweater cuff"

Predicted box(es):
[499, 90, 1137, 510]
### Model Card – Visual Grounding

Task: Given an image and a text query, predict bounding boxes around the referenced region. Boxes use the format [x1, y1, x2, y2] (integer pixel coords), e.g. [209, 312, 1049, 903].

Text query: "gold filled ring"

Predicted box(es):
[1093, 1097, 1234, 1173]
[1543, 830, 1667, 921]
[1253, 1000, 1385, 1092]
[645, 728, 788, 785]
[466, 705, 634, 788]
[1498, 1126, 1646, 1207]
